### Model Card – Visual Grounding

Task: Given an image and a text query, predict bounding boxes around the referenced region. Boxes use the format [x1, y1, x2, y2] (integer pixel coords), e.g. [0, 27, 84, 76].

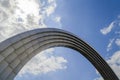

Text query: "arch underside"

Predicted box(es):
[0, 28, 119, 80]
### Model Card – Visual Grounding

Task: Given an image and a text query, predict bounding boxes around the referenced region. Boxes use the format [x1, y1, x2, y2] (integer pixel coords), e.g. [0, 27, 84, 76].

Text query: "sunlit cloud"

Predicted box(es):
[0, 0, 46, 42]
[107, 38, 115, 51]
[94, 77, 103, 80]
[48, 0, 55, 3]
[45, 3, 57, 17]
[100, 16, 120, 52]
[18, 48, 67, 76]
[54, 16, 61, 23]
[0, 0, 67, 79]
[95, 51, 120, 80]
[0, 0, 59, 42]
[115, 39, 120, 46]
[96, 16, 120, 80]
[100, 21, 115, 35]
[100, 16, 120, 35]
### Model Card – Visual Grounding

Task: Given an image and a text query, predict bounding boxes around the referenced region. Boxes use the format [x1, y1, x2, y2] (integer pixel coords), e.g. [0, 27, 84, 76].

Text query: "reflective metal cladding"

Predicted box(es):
[0, 28, 119, 80]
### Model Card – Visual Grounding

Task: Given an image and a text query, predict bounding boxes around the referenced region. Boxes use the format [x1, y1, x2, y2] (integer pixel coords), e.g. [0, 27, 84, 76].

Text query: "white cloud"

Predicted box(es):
[94, 77, 103, 80]
[96, 51, 120, 80]
[54, 16, 61, 23]
[0, 0, 58, 42]
[107, 38, 115, 51]
[18, 48, 67, 76]
[100, 21, 115, 35]
[100, 16, 120, 52]
[97, 16, 120, 80]
[48, 0, 55, 3]
[14, 0, 40, 24]
[0, 0, 46, 42]
[107, 51, 120, 65]
[115, 39, 120, 46]
[52, 16, 62, 29]
[100, 15, 120, 35]
[0, 0, 62, 42]
[107, 51, 120, 78]
[0, 0, 67, 78]
[43, 0, 57, 17]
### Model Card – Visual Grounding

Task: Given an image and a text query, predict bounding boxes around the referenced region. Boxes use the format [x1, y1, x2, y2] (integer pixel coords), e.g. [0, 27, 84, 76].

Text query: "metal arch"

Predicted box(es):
[0, 28, 119, 80]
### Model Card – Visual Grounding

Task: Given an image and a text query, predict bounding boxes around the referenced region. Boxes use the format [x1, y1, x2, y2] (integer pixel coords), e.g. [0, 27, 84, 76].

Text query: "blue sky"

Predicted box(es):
[56, 0, 120, 58]
[0, 0, 120, 80]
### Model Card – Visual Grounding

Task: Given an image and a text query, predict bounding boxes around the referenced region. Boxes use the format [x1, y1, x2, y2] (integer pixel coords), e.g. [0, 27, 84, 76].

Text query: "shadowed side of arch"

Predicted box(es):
[0, 28, 119, 80]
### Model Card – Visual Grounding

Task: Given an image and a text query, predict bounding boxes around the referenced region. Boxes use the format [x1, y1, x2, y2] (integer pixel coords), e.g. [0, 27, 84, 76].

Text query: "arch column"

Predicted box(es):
[0, 28, 119, 80]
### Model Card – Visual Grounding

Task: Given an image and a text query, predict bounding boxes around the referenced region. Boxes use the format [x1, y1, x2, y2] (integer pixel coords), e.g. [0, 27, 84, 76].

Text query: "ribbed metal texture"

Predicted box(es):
[0, 28, 119, 80]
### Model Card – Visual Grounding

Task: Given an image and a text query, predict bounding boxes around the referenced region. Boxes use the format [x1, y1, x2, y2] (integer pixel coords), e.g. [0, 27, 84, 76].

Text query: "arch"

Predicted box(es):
[0, 28, 119, 80]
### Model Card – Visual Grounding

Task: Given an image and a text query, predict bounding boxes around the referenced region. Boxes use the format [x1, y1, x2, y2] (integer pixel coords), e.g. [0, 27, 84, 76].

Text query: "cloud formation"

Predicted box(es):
[100, 16, 120, 52]
[97, 16, 120, 80]
[107, 51, 120, 78]
[54, 16, 61, 23]
[100, 22, 115, 35]
[0, 0, 45, 42]
[0, 0, 59, 42]
[0, 0, 67, 79]
[95, 51, 120, 80]
[100, 15, 120, 35]
[115, 39, 120, 46]
[18, 48, 67, 76]
[107, 38, 115, 51]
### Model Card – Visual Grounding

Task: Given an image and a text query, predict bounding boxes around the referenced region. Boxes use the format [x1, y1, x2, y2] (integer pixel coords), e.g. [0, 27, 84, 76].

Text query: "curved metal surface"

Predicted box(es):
[0, 28, 119, 80]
